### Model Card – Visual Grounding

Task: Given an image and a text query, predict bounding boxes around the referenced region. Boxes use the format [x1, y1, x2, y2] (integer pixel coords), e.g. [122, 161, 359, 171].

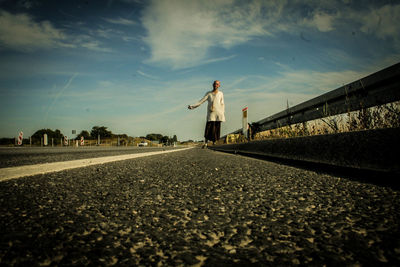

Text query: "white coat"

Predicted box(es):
[190, 90, 225, 122]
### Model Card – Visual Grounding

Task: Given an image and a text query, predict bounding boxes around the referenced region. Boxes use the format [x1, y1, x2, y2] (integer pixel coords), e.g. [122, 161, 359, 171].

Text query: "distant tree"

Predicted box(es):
[0, 138, 15, 145]
[113, 134, 128, 139]
[160, 135, 170, 145]
[31, 129, 64, 145]
[172, 135, 178, 142]
[75, 130, 91, 140]
[146, 133, 163, 141]
[90, 126, 112, 138]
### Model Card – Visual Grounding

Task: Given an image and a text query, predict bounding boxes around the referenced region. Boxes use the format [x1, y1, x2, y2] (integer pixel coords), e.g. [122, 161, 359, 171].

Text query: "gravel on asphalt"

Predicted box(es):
[1, 148, 399, 266]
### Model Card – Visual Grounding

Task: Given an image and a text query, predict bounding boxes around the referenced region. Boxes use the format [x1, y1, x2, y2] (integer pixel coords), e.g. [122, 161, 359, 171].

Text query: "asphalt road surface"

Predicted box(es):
[0, 147, 176, 168]
[1, 147, 399, 266]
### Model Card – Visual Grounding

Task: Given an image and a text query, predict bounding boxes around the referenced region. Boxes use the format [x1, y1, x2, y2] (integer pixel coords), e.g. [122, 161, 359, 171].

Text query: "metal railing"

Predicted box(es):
[224, 62, 400, 138]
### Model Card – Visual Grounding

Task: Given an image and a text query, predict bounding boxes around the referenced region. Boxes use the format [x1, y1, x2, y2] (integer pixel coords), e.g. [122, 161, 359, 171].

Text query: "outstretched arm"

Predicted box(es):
[188, 92, 208, 110]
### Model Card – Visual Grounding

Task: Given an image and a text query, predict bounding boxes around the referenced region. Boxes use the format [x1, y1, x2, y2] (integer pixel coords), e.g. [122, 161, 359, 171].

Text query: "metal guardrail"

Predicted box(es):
[224, 62, 400, 138]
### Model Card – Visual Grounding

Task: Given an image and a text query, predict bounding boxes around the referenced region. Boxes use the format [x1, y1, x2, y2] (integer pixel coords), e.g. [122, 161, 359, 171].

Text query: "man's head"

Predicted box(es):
[213, 80, 220, 90]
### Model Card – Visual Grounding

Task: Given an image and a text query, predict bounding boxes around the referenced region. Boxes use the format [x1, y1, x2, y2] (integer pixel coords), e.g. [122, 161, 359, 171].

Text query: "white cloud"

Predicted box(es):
[0, 10, 67, 51]
[141, 0, 400, 70]
[303, 2, 400, 41]
[137, 70, 158, 80]
[94, 28, 115, 39]
[141, 0, 277, 69]
[103, 17, 137, 26]
[122, 36, 139, 42]
[357, 4, 400, 40]
[17, 0, 36, 9]
[226, 67, 371, 101]
[304, 11, 336, 32]
[0, 10, 114, 53]
[201, 55, 237, 65]
[80, 40, 113, 52]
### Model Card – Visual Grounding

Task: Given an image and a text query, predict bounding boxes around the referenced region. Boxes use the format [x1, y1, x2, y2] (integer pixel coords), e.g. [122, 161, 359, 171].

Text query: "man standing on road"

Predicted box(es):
[188, 80, 225, 148]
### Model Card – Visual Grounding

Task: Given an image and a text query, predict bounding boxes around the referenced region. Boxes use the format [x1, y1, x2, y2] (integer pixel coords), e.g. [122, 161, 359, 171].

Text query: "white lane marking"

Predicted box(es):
[0, 147, 194, 182]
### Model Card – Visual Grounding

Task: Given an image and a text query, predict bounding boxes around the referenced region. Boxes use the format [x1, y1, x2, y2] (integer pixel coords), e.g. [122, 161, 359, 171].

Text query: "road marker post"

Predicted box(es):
[242, 107, 248, 139]
[43, 134, 48, 146]
[17, 131, 23, 146]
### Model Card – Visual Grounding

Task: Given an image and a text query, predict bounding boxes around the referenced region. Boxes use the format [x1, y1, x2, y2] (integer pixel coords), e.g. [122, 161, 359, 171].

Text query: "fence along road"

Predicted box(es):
[1, 147, 399, 265]
[213, 62, 400, 175]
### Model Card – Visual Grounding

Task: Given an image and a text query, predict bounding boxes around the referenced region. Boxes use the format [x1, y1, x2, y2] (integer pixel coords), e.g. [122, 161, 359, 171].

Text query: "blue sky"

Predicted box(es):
[0, 0, 399, 141]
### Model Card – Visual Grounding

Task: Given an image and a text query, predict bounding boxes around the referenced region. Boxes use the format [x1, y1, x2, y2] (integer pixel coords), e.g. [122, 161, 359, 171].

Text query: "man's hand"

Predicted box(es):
[188, 105, 193, 110]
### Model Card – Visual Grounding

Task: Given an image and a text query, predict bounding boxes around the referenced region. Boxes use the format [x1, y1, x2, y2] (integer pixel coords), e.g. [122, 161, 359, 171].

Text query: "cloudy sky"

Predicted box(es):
[0, 0, 399, 141]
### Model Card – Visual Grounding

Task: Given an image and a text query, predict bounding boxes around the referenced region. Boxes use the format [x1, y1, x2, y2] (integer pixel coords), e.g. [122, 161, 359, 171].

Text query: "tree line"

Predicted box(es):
[145, 133, 178, 145]
[0, 126, 178, 146]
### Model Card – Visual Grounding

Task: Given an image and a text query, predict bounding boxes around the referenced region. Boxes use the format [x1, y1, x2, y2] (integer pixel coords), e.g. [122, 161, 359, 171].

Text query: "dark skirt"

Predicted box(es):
[204, 121, 221, 142]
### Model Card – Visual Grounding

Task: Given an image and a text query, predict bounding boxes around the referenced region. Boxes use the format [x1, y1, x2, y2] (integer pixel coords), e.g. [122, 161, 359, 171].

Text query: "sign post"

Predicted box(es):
[80, 136, 84, 146]
[242, 107, 248, 139]
[64, 136, 68, 146]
